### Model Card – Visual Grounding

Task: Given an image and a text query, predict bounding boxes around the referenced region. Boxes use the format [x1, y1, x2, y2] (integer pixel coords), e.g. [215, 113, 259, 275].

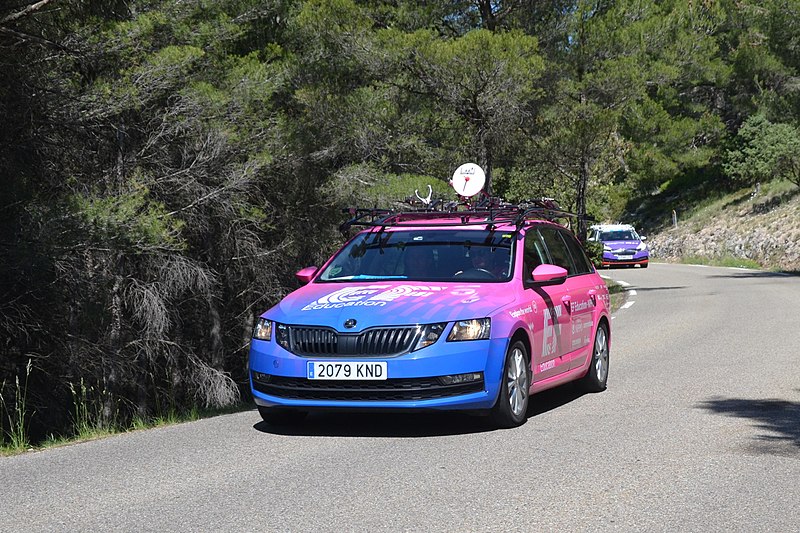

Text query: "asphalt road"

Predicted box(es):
[1, 263, 799, 532]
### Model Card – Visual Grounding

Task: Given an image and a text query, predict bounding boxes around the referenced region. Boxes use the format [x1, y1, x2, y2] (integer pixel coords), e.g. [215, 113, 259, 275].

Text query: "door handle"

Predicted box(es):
[561, 295, 572, 312]
[588, 289, 597, 305]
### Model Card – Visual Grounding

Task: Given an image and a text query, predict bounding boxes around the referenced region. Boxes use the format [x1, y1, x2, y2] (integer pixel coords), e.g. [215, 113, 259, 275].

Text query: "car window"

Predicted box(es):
[523, 229, 548, 281]
[599, 230, 637, 240]
[317, 229, 515, 282]
[538, 227, 577, 276]
[560, 230, 594, 274]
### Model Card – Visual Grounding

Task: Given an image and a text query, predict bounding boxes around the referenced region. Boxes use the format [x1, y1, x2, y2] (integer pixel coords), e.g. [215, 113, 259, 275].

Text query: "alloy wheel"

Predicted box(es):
[506, 347, 528, 416]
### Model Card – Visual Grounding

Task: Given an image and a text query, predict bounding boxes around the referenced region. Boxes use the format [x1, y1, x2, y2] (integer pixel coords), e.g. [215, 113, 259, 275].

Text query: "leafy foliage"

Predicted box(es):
[725, 115, 800, 187]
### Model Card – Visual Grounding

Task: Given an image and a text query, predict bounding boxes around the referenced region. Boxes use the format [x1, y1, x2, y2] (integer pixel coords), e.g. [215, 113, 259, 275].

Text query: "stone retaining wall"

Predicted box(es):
[648, 200, 800, 271]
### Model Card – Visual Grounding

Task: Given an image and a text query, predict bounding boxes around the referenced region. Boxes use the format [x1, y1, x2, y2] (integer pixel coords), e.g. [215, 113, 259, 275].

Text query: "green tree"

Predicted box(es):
[387, 27, 544, 193]
[725, 114, 800, 187]
[527, 0, 646, 237]
[719, 0, 800, 123]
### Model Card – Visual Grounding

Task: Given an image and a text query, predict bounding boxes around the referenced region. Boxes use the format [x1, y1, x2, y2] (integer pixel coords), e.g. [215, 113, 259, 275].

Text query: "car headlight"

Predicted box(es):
[637, 242, 647, 251]
[253, 318, 272, 341]
[447, 318, 491, 341]
[413, 323, 447, 351]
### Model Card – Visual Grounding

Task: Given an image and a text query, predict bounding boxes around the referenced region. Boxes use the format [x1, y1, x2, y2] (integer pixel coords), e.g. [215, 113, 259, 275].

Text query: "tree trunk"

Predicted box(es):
[243, 311, 255, 379]
[209, 297, 224, 370]
[577, 153, 589, 242]
[103, 266, 123, 426]
[478, 130, 493, 197]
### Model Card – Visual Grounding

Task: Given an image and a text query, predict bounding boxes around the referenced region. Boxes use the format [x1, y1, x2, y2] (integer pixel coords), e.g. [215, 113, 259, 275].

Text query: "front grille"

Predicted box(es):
[284, 326, 420, 357]
[252, 374, 484, 401]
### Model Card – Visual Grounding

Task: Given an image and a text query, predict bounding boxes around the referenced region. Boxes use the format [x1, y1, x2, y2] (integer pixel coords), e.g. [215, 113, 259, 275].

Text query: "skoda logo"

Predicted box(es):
[344, 318, 357, 329]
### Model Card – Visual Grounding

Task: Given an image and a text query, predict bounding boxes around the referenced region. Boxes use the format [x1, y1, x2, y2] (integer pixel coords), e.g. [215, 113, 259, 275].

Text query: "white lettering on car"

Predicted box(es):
[367, 285, 445, 302]
[301, 285, 446, 311]
[542, 306, 562, 357]
[537, 360, 556, 373]
[569, 299, 593, 313]
[509, 305, 533, 318]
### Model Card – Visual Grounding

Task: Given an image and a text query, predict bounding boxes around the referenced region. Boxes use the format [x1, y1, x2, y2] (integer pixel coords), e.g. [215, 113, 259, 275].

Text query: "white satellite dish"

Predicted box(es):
[451, 163, 486, 198]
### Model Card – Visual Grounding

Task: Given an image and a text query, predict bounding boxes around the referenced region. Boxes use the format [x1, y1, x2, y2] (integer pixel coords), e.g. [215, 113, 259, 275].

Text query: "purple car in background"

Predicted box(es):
[589, 224, 649, 268]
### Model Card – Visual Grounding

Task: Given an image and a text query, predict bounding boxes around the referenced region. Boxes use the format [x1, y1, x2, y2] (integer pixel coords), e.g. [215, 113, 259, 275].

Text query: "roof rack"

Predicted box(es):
[339, 198, 590, 234]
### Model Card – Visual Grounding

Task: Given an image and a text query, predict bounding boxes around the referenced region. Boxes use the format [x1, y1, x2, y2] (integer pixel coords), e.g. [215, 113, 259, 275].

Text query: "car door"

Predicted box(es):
[552, 229, 601, 370]
[522, 228, 572, 381]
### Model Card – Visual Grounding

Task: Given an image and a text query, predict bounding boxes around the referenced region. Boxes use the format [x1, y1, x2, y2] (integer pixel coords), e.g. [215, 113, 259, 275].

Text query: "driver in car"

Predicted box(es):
[456, 247, 508, 278]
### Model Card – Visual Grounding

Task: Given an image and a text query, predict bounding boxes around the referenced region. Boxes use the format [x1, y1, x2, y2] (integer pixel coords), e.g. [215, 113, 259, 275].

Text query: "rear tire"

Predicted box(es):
[641, 262, 649, 268]
[258, 406, 307, 426]
[580, 323, 609, 392]
[491, 340, 531, 428]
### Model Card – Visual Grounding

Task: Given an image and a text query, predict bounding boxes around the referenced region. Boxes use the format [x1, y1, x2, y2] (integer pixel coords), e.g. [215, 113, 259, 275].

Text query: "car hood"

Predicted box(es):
[602, 240, 641, 248]
[263, 281, 516, 329]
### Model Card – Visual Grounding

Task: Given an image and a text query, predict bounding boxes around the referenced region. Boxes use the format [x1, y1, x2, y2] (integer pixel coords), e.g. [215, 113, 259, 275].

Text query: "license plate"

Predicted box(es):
[307, 361, 387, 380]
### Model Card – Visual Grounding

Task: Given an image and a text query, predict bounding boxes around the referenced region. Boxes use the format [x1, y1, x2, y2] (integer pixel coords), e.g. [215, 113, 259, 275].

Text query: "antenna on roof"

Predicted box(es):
[450, 163, 485, 198]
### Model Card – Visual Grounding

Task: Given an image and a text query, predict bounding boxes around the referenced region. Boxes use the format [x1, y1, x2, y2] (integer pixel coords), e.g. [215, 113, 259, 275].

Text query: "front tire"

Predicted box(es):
[580, 323, 609, 392]
[258, 406, 307, 426]
[491, 340, 531, 428]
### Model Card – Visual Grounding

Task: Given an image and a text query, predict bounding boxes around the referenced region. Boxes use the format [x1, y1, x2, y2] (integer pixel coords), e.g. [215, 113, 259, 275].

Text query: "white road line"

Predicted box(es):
[617, 280, 631, 287]
[621, 301, 635, 309]
[668, 262, 793, 274]
[628, 289, 637, 296]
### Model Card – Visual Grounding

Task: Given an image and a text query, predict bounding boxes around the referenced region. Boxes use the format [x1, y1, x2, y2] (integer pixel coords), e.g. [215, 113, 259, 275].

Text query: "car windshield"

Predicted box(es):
[599, 230, 638, 241]
[318, 229, 515, 282]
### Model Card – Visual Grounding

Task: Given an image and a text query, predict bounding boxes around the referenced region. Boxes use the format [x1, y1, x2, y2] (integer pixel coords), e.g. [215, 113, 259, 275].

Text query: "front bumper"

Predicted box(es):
[248, 336, 508, 411]
[601, 251, 649, 267]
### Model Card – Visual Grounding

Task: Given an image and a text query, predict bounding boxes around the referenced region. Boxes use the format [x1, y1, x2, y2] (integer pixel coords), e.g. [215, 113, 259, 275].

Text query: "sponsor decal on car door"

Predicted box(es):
[523, 229, 572, 380]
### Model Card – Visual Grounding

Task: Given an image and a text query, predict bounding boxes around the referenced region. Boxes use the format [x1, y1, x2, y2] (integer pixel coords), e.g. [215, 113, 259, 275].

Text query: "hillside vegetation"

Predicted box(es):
[3, 0, 800, 448]
[647, 180, 800, 271]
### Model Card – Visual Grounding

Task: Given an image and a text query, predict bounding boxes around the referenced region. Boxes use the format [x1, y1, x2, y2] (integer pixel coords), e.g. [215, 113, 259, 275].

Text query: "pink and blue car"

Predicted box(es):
[249, 206, 611, 428]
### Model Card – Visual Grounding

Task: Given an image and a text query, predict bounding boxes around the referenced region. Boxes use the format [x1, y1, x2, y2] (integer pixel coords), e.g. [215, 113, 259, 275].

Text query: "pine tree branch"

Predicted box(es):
[0, 25, 74, 52]
[1, 0, 56, 25]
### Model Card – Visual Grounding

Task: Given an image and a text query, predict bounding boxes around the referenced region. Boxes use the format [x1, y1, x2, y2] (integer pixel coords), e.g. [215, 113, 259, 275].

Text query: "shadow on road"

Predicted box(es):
[625, 286, 688, 292]
[252, 384, 588, 438]
[698, 397, 800, 454]
[708, 272, 798, 279]
[253, 411, 497, 437]
[529, 382, 590, 417]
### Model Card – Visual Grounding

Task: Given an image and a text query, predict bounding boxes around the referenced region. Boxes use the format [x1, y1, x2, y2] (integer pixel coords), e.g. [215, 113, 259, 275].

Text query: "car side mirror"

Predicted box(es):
[295, 266, 318, 284]
[531, 264, 568, 285]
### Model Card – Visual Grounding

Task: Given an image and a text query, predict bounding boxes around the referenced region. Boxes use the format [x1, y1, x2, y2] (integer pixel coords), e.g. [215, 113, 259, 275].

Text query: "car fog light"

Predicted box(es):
[439, 372, 483, 385]
[252, 371, 271, 383]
